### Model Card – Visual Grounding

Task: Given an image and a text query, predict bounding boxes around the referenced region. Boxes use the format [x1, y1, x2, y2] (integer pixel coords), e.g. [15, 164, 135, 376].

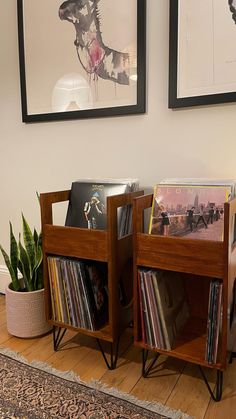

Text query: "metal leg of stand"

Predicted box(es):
[96, 338, 120, 370]
[142, 349, 160, 377]
[198, 366, 223, 402]
[53, 326, 67, 351]
[229, 352, 236, 364]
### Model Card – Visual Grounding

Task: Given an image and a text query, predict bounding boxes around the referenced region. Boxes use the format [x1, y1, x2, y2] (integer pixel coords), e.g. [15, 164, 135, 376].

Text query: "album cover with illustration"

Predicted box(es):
[65, 179, 138, 234]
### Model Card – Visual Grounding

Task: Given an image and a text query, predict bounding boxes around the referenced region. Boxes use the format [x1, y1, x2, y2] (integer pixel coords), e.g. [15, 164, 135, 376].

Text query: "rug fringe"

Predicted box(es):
[0, 346, 193, 419]
[90, 380, 193, 419]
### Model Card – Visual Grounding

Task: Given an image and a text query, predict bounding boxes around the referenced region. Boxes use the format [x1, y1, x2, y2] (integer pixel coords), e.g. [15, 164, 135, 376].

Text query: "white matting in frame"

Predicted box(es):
[169, 0, 236, 108]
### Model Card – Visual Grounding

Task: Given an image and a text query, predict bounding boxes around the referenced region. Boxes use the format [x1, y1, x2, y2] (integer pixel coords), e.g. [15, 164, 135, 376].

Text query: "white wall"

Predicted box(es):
[1, 0, 236, 258]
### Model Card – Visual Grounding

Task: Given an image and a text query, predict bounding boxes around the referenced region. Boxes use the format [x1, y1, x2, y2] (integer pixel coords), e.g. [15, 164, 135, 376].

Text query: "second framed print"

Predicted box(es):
[17, 0, 146, 122]
[169, 0, 236, 108]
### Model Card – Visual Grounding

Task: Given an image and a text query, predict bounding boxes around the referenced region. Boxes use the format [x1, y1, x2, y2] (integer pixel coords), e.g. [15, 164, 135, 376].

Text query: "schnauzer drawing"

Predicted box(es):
[59, 0, 130, 85]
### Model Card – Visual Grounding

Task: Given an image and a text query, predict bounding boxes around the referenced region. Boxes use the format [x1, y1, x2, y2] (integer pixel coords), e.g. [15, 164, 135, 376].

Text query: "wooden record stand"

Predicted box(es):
[40, 189, 143, 369]
[133, 194, 236, 401]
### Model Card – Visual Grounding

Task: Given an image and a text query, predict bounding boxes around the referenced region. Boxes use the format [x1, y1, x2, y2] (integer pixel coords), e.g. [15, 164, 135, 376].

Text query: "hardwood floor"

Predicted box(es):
[1, 294, 236, 418]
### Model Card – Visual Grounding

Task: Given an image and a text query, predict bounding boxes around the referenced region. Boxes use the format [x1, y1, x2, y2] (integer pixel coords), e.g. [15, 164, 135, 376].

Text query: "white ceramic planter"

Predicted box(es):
[5, 285, 52, 338]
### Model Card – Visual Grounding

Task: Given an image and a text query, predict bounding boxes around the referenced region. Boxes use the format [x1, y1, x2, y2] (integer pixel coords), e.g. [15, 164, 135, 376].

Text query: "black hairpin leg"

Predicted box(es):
[229, 352, 236, 364]
[96, 337, 120, 370]
[53, 326, 67, 351]
[198, 366, 223, 402]
[142, 349, 160, 377]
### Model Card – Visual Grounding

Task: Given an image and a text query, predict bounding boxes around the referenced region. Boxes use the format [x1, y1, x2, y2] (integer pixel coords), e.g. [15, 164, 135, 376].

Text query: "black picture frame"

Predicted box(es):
[17, 0, 146, 123]
[169, 0, 236, 109]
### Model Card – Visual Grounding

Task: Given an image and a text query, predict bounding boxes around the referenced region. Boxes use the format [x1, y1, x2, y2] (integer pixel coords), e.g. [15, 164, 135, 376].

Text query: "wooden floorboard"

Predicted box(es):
[0, 295, 236, 418]
[166, 363, 215, 418]
[100, 345, 143, 393]
[131, 354, 186, 405]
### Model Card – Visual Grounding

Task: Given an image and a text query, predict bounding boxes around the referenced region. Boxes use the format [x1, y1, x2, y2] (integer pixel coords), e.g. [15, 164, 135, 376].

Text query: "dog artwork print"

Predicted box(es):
[229, 0, 236, 24]
[17, 0, 145, 121]
[59, 0, 130, 85]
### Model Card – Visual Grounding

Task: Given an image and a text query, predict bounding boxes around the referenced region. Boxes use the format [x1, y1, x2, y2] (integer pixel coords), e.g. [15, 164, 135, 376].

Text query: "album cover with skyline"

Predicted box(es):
[149, 184, 232, 241]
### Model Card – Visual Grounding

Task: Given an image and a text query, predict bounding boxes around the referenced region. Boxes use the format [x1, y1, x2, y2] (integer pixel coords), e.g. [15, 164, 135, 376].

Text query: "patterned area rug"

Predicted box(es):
[0, 348, 191, 419]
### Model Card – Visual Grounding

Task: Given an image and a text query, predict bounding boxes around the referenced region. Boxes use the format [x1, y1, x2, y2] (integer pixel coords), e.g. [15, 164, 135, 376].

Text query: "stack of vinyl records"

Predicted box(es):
[65, 178, 139, 237]
[47, 256, 108, 331]
[138, 268, 189, 350]
[205, 280, 223, 364]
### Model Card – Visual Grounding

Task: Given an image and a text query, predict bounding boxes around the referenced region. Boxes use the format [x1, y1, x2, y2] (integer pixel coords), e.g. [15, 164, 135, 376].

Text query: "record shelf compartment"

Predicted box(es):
[40, 189, 143, 370]
[133, 194, 236, 401]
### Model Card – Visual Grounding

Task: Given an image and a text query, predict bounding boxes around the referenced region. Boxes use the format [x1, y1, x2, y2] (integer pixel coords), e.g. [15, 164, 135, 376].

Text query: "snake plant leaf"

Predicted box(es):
[36, 263, 44, 290]
[22, 213, 36, 272]
[33, 258, 43, 289]
[34, 243, 43, 270]
[33, 228, 38, 246]
[18, 239, 32, 291]
[34, 242, 43, 289]
[36, 191, 40, 204]
[0, 245, 20, 291]
[17, 259, 26, 291]
[38, 232, 42, 248]
[10, 222, 18, 281]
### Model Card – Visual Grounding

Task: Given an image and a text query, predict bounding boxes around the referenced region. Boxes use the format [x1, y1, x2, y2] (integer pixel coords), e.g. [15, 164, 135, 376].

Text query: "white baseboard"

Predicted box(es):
[0, 265, 10, 294]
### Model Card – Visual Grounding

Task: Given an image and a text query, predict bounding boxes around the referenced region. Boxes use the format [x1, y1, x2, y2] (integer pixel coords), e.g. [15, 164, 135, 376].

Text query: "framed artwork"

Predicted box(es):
[169, 0, 236, 108]
[17, 0, 146, 122]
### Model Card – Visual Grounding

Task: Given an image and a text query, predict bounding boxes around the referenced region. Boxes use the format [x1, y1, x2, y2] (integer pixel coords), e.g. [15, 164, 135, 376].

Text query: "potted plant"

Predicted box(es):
[0, 213, 51, 338]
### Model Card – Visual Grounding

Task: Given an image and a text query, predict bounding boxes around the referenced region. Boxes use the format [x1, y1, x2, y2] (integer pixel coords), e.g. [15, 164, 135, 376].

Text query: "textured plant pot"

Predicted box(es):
[5, 285, 52, 338]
